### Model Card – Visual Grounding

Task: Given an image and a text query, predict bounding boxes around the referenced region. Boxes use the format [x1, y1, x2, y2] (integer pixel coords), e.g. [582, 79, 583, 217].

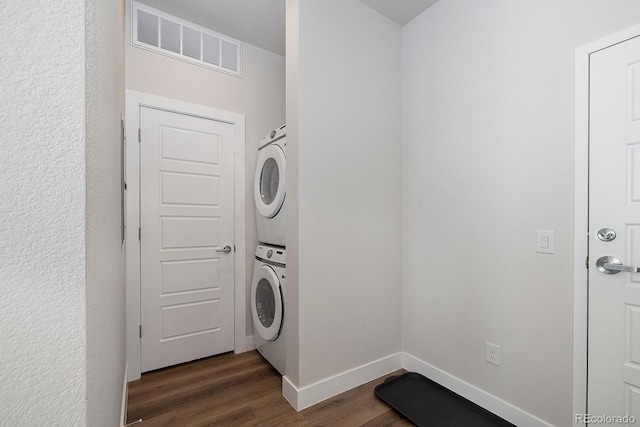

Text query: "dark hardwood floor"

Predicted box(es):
[126, 350, 412, 426]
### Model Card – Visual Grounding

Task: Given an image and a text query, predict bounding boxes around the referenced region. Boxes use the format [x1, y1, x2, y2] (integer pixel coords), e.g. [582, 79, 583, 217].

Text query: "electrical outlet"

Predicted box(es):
[486, 342, 500, 366]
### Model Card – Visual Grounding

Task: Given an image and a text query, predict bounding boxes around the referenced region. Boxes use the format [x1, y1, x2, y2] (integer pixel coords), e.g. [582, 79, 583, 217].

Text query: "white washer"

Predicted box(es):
[251, 244, 286, 375]
[255, 125, 286, 247]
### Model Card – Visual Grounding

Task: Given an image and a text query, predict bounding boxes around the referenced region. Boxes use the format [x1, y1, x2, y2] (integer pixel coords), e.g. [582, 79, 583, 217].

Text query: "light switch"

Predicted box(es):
[537, 230, 554, 254]
[541, 236, 549, 248]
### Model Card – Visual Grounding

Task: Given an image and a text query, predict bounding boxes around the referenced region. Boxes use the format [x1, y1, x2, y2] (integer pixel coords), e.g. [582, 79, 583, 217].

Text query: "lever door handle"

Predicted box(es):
[216, 245, 232, 254]
[596, 256, 640, 275]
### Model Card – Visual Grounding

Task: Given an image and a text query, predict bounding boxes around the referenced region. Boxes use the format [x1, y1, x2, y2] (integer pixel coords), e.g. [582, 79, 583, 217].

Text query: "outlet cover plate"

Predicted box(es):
[486, 342, 500, 366]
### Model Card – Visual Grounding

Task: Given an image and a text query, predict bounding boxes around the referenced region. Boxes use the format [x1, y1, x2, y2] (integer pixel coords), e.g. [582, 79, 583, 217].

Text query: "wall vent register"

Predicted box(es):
[131, 1, 242, 77]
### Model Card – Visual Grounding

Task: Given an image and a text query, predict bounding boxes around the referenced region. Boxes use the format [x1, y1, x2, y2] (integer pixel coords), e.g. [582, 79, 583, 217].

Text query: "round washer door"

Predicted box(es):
[254, 144, 286, 218]
[251, 264, 283, 341]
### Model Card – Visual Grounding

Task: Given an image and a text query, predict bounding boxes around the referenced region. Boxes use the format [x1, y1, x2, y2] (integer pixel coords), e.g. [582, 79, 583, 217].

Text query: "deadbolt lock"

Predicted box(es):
[597, 228, 616, 242]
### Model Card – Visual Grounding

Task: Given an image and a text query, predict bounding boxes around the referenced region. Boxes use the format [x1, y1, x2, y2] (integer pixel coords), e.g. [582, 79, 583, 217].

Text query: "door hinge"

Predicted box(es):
[138, 128, 141, 142]
[138, 227, 141, 241]
[139, 324, 142, 338]
[585, 256, 589, 269]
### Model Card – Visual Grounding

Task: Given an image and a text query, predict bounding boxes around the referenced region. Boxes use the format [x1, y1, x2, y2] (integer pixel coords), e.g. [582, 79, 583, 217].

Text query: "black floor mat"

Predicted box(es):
[374, 373, 515, 427]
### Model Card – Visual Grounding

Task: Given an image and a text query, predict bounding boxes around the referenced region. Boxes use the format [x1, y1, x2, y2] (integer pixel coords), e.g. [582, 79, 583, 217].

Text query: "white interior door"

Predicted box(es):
[140, 106, 234, 372]
[589, 35, 640, 418]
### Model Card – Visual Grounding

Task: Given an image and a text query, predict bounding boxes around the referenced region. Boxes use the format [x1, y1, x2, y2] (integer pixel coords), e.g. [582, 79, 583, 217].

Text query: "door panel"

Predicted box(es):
[589, 35, 640, 417]
[161, 259, 220, 293]
[161, 172, 219, 206]
[140, 107, 234, 372]
[161, 217, 219, 248]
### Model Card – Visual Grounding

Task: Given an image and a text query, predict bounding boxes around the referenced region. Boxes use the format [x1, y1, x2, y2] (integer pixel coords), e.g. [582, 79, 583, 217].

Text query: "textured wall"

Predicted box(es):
[401, 1, 640, 425]
[0, 0, 87, 425]
[86, 0, 127, 425]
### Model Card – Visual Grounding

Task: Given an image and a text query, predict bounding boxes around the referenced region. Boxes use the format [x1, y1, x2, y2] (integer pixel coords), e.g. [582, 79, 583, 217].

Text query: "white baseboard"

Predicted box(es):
[282, 352, 403, 411]
[402, 352, 552, 427]
[282, 374, 299, 409]
[120, 364, 128, 427]
[281, 351, 552, 425]
[243, 335, 256, 352]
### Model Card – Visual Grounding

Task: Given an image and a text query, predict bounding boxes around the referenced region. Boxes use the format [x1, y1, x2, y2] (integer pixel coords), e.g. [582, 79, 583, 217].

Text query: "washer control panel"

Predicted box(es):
[258, 124, 286, 149]
[256, 245, 286, 264]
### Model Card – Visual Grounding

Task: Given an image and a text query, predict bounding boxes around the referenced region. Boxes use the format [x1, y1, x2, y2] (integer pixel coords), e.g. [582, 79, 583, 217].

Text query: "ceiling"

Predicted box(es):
[360, 0, 439, 26]
[136, 0, 439, 56]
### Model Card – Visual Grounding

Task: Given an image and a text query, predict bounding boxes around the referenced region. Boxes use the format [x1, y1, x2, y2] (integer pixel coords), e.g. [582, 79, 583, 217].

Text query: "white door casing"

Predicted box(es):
[125, 91, 246, 380]
[588, 35, 640, 418]
[140, 107, 234, 372]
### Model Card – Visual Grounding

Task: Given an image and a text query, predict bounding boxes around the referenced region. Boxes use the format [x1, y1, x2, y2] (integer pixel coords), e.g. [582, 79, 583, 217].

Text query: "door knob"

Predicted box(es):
[216, 245, 232, 254]
[596, 256, 640, 275]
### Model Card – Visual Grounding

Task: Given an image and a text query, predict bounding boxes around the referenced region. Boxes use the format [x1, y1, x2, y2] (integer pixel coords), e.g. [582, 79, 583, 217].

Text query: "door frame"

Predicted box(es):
[125, 90, 246, 380]
[574, 23, 640, 426]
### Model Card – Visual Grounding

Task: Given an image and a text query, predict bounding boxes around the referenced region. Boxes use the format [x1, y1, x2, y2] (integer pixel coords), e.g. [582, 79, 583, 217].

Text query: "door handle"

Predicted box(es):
[216, 245, 232, 254]
[596, 256, 640, 275]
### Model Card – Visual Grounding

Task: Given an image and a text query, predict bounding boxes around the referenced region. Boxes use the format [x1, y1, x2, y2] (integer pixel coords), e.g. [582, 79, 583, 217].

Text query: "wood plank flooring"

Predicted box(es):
[126, 350, 412, 426]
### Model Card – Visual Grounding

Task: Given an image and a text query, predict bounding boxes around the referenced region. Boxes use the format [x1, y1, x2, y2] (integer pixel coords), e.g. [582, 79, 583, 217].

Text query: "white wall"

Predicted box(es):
[86, 0, 127, 425]
[0, 1, 87, 424]
[401, 1, 640, 425]
[284, 0, 300, 384]
[125, 4, 285, 337]
[287, 0, 402, 391]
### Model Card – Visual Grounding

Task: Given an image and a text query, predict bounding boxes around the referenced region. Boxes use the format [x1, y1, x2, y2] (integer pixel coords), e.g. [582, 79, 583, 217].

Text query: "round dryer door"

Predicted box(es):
[251, 264, 283, 341]
[254, 144, 286, 218]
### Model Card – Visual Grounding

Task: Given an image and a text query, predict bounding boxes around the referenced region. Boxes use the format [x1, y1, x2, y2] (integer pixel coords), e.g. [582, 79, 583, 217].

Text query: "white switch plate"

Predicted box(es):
[536, 230, 554, 254]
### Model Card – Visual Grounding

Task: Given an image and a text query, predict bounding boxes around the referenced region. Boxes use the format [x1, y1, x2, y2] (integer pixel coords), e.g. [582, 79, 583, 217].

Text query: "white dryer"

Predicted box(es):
[251, 244, 286, 375]
[255, 125, 286, 247]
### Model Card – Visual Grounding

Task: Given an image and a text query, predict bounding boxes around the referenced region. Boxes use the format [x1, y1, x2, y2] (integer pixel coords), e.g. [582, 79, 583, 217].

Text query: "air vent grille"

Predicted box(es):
[131, 1, 242, 77]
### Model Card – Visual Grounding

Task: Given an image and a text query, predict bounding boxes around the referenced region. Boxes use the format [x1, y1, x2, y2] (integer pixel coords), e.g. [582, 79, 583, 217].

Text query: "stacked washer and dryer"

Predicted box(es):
[251, 125, 287, 375]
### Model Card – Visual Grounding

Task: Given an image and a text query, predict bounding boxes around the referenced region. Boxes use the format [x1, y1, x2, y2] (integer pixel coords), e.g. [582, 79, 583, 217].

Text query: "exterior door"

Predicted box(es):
[589, 35, 640, 418]
[140, 106, 234, 372]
